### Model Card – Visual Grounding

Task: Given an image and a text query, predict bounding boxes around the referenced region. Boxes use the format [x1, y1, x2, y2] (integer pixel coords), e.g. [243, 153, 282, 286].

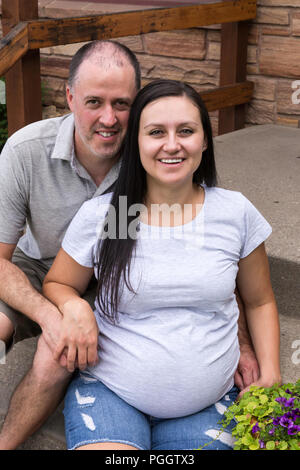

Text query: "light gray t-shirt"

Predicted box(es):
[62, 186, 272, 418]
[0, 113, 119, 268]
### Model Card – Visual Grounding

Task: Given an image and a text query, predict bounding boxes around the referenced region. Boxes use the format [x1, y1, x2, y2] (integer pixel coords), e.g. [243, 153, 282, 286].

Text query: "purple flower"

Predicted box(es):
[268, 428, 275, 435]
[259, 440, 265, 449]
[287, 424, 300, 436]
[251, 423, 260, 434]
[279, 416, 293, 428]
[276, 396, 296, 408]
[275, 397, 286, 405]
[273, 417, 280, 426]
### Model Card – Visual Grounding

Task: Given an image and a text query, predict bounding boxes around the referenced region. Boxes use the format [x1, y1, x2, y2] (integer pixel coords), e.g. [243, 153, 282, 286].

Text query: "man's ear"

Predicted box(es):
[66, 85, 74, 111]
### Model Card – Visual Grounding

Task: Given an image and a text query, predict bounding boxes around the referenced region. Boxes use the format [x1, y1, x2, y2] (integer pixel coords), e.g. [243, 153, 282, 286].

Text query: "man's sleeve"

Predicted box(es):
[0, 141, 28, 244]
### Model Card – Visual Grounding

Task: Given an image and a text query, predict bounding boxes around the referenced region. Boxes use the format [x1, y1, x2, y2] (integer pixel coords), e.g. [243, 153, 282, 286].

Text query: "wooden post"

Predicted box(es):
[218, 21, 249, 135]
[2, 0, 42, 136]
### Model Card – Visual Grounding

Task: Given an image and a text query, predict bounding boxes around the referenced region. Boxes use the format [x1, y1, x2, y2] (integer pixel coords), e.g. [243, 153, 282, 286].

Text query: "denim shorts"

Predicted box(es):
[63, 372, 238, 450]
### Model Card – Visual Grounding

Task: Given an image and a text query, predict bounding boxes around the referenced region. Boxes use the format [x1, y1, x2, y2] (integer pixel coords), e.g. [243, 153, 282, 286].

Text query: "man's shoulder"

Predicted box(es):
[7, 113, 73, 149]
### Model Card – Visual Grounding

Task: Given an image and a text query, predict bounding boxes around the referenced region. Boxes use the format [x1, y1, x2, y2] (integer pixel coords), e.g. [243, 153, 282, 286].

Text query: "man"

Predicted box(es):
[0, 40, 258, 450]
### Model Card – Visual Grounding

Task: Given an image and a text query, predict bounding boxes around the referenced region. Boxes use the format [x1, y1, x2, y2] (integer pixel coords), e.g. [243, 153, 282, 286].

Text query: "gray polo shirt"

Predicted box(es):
[0, 113, 119, 268]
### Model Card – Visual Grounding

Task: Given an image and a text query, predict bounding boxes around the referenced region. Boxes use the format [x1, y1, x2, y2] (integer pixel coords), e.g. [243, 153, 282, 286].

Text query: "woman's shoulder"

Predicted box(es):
[80, 192, 113, 215]
[205, 186, 247, 206]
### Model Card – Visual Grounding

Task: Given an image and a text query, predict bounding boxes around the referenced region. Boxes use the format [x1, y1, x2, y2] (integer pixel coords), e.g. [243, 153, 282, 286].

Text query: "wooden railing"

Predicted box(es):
[0, 0, 256, 136]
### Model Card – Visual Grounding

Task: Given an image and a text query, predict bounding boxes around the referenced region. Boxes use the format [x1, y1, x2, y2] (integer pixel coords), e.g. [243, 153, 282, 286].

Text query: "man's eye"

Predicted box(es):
[115, 101, 130, 110]
[86, 99, 99, 106]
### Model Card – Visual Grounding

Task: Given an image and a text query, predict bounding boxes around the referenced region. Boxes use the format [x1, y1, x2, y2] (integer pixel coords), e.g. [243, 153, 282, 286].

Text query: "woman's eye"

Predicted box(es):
[149, 129, 163, 136]
[180, 128, 193, 135]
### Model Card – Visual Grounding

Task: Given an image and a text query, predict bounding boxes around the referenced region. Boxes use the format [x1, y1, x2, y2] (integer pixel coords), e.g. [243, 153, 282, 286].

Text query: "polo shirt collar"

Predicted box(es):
[51, 113, 75, 162]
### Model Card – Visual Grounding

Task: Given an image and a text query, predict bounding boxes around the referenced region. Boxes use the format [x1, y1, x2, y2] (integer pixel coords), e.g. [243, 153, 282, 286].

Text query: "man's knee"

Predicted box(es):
[31, 335, 72, 387]
[0, 312, 14, 345]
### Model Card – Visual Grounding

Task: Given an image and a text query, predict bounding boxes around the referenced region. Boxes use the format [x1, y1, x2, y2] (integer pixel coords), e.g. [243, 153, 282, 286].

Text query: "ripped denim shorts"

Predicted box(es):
[63, 371, 238, 450]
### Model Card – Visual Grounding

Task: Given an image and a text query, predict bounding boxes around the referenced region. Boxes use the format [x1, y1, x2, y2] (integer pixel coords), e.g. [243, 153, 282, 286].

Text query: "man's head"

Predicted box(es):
[66, 40, 141, 164]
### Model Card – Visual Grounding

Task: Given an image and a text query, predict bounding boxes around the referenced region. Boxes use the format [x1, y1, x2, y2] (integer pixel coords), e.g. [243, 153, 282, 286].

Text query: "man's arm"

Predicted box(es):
[0, 242, 64, 354]
[235, 288, 260, 390]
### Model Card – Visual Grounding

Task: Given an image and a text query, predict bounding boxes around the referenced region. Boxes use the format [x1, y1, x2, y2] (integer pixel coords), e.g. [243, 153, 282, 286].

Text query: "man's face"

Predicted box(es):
[66, 59, 137, 162]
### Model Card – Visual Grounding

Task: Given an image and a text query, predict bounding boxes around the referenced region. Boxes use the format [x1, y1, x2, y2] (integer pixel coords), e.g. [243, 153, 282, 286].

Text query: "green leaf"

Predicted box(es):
[259, 394, 269, 404]
[266, 441, 275, 450]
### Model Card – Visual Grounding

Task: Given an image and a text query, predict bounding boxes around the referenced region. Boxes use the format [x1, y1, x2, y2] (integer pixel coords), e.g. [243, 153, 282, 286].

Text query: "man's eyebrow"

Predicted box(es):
[84, 95, 101, 101]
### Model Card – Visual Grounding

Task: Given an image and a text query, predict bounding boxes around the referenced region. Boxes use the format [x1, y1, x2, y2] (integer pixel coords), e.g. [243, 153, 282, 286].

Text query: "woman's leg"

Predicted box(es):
[77, 442, 139, 450]
[64, 372, 151, 450]
[151, 386, 239, 450]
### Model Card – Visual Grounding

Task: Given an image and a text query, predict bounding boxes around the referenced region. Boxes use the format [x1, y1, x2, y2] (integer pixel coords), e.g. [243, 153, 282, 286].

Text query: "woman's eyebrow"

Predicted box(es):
[143, 121, 199, 129]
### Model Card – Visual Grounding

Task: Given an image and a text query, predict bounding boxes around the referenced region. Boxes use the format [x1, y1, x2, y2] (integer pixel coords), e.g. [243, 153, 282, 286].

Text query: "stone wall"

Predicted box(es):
[1, 0, 300, 134]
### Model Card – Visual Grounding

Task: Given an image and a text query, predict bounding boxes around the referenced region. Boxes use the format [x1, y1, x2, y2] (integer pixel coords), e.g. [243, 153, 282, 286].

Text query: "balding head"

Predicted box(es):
[68, 40, 141, 92]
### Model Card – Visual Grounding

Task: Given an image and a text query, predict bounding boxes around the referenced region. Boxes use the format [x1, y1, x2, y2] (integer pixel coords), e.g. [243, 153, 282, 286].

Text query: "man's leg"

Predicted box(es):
[0, 312, 14, 346]
[0, 334, 72, 450]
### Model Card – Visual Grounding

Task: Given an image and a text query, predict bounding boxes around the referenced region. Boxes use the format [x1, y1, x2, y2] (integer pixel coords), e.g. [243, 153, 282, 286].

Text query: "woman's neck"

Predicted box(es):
[142, 181, 204, 227]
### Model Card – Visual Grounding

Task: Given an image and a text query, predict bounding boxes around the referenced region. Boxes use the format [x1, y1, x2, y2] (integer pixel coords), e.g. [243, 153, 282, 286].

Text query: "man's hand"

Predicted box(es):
[39, 304, 68, 367]
[235, 343, 260, 395]
[54, 298, 99, 373]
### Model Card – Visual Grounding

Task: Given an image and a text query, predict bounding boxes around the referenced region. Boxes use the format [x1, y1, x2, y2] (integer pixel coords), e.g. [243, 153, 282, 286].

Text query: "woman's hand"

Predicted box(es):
[54, 298, 99, 372]
[238, 373, 282, 399]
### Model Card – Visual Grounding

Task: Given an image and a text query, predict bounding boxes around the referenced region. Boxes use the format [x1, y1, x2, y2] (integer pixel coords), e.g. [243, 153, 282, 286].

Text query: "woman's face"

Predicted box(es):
[138, 95, 206, 190]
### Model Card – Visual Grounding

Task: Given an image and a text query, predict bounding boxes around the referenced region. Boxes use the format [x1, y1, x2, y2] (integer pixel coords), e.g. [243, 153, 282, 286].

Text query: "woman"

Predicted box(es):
[43, 79, 281, 450]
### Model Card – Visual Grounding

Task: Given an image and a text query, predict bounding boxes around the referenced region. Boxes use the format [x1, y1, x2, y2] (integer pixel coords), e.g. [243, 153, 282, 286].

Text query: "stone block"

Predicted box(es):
[292, 12, 300, 36]
[246, 99, 276, 124]
[276, 115, 300, 127]
[260, 36, 300, 78]
[137, 54, 219, 87]
[258, 0, 300, 6]
[41, 76, 68, 108]
[277, 79, 300, 115]
[255, 7, 290, 25]
[261, 25, 291, 36]
[113, 35, 144, 53]
[247, 76, 276, 101]
[143, 30, 206, 60]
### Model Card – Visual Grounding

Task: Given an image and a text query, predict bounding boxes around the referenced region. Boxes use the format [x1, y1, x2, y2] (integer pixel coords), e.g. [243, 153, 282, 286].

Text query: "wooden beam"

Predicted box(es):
[201, 81, 254, 112]
[218, 21, 250, 134]
[2, 0, 42, 136]
[0, 22, 28, 76]
[27, 0, 256, 49]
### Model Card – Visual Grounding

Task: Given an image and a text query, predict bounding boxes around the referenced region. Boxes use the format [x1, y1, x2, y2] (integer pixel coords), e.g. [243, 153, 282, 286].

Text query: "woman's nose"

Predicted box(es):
[163, 134, 181, 153]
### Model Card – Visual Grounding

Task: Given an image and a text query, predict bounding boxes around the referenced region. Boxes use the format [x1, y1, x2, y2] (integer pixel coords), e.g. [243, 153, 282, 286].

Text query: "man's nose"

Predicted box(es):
[99, 105, 117, 128]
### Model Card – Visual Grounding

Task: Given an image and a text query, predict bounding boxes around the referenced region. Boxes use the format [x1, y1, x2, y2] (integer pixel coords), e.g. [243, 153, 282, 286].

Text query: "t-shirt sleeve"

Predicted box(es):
[240, 196, 272, 259]
[62, 201, 98, 268]
[0, 141, 28, 244]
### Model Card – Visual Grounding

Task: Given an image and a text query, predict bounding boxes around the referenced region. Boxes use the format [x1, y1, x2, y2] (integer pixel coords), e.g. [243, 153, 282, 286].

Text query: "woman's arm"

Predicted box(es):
[43, 248, 98, 372]
[234, 289, 260, 390]
[236, 242, 281, 394]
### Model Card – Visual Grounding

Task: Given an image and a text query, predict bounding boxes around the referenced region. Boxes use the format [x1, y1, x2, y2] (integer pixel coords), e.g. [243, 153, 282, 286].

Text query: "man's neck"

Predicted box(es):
[75, 150, 120, 187]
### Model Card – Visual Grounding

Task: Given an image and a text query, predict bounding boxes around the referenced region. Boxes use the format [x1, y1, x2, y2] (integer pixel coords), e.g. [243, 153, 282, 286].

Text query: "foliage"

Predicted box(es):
[221, 379, 300, 450]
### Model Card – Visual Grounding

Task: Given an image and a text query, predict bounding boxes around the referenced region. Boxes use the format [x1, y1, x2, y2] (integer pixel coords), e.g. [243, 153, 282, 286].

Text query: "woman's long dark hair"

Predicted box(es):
[95, 79, 217, 323]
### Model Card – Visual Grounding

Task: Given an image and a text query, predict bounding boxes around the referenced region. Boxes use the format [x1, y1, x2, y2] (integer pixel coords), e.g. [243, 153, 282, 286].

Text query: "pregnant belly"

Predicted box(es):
[88, 330, 240, 418]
